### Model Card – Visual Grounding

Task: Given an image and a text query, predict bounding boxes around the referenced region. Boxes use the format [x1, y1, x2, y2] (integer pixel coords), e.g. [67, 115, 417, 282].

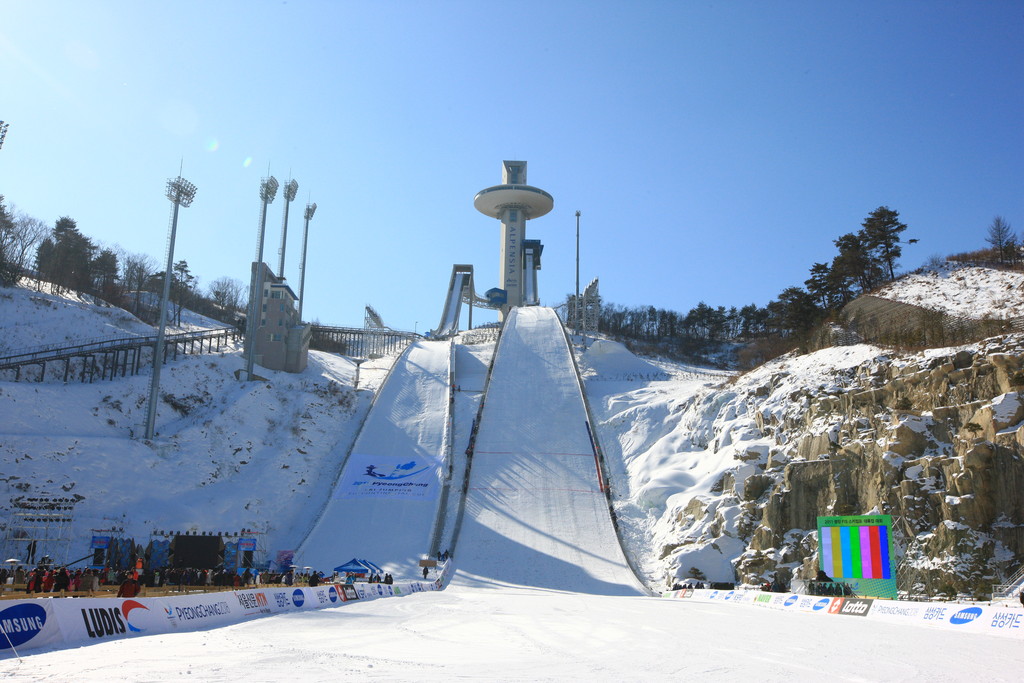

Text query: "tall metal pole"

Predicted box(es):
[468, 271, 474, 330]
[244, 176, 279, 381]
[575, 210, 581, 335]
[144, 176, 197, 440]
[297, 202, 316, 322]
[277, 179, 298, 278]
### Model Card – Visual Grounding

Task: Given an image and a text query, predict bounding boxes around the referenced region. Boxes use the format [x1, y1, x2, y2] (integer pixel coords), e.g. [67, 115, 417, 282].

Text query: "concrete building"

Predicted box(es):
[249, 262, 310, 373]
[474, 161, 553, 319]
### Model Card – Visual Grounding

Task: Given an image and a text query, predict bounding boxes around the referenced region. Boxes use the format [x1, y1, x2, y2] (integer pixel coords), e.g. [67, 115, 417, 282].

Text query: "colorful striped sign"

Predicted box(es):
[817, 515, 897, 599]
[819, 522, 890, 579]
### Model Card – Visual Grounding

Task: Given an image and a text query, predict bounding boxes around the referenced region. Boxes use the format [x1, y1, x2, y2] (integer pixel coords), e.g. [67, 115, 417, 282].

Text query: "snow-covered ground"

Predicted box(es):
[4, 269, 1024, 675]
[874, 263, 1024, 319]
[0, 279, 228, 356]
[6, 587, 1023, 681]
[0, 279, 394, 563]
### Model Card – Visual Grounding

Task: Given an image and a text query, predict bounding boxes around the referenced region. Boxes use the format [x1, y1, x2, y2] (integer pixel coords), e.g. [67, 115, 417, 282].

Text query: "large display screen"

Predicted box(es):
[817, 515, 897, 599]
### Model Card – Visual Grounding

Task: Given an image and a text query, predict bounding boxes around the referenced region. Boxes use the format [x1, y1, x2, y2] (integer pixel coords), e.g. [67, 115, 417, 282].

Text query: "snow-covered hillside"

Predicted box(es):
[589, 342, 887, 584]
[584, 264, 1024, 590]
[589, 333, 1024, 591]
[0, 280, 395, 567]
[3, 263, 1023, 595]
[0, 278, 228, 356]
[874, 263, 1024, 319]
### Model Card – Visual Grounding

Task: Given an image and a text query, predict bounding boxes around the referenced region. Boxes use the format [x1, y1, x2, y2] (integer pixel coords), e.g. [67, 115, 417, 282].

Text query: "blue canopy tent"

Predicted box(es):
[333, 558, 384, 575]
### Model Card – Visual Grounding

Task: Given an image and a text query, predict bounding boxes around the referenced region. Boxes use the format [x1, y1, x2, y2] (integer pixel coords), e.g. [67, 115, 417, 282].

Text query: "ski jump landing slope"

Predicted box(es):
[453, 307, 645, 595]
[297, 340, 451, 576]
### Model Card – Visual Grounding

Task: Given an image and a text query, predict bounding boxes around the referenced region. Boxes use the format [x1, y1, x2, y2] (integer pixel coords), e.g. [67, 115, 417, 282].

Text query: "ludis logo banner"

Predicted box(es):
[56, 596, 169, 644]
[121, 600, 151, 632]
[337, 453, 441, 500]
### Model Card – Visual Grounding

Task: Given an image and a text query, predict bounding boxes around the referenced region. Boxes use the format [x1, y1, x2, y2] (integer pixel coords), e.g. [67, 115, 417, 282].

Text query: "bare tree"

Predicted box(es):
[0, 196, 15, 285]
[208, 276, 245, 315]
[117, 249, 157, 318]
[986, 216, 1015, 265]
[7, 209, 50, 277]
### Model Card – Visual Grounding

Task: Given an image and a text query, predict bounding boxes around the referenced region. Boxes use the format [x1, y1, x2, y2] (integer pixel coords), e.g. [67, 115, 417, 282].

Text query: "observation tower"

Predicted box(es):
[474, 161, 553, 319]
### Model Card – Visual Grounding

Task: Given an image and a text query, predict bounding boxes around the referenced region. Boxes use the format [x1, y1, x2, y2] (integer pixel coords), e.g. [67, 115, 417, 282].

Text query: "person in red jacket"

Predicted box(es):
[117, 575, 140, 598]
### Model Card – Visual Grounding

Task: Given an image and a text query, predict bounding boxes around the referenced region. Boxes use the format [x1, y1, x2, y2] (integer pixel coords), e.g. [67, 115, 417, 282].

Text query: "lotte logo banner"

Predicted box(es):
[337, 454, 441, 500]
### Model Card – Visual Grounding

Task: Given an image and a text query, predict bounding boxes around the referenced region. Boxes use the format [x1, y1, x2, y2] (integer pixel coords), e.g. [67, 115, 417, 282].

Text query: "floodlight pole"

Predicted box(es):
[297, 202, 317, 322]
[277, 179, 299, 278]
[574, 210, 581, 336]
[244, 176, 279, 381]
[144, 176, 197, 441]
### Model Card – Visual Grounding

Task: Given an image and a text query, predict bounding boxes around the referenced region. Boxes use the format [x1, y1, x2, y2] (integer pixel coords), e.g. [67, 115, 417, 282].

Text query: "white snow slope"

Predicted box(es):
[452, 307, 645, 595]
[0, 278, 227, 356]
[4, 273, 1024, 677]
[8, 589, 1024, 681]
[874, 262, 1024, 319]
[296, 339, 451, 576]
[0, 280, 380, 564]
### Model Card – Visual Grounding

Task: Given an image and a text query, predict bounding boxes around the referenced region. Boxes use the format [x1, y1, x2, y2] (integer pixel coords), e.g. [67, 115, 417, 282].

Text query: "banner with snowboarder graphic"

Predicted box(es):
[336, 453, 441, 500]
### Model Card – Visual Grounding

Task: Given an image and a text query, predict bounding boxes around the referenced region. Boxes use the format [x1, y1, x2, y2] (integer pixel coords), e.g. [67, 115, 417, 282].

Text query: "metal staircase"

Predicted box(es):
[992, 564, 1024, 600]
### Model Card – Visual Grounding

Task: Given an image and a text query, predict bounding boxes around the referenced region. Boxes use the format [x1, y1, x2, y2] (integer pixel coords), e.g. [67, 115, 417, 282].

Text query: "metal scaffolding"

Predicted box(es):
[2, 494, 78, 566]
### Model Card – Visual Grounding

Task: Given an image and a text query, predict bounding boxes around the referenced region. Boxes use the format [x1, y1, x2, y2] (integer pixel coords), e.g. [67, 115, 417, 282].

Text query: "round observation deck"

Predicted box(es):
[474, 184, 554, 219]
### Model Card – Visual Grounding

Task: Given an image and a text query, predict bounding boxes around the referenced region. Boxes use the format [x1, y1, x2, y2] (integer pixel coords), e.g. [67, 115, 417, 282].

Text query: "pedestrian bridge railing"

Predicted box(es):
[0, 327, 241, 383]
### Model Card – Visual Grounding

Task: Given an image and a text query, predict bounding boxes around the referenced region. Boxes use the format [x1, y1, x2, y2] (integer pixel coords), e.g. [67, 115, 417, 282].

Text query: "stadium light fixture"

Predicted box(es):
[297, 201, 317, 322]
[165, 176, 197, 207]
[259, 176, 279, 203]
[144, 175, 197, 441]
[244, 176, 279, 381]
[575, 210, 581, 336]
[277, 179, 299, 277]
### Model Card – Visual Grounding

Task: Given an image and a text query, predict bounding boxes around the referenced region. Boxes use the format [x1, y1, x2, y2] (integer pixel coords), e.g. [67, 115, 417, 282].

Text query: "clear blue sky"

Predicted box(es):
[2, 1, 1022, 332]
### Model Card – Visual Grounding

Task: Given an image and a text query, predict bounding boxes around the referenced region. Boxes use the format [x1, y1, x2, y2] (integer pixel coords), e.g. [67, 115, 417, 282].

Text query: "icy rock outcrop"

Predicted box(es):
[625, 336, 1024, 596]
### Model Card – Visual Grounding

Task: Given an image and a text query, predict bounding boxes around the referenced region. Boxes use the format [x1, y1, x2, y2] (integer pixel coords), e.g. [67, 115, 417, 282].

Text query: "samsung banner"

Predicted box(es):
[337, 454, 441, 500]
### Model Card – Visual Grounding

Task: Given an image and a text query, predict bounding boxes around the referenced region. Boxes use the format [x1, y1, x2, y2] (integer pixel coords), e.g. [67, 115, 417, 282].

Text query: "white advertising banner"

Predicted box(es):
[53, 594, 239, 647]
[0, 599, 62, 654]
[669, 589, 1024, 639]
[336, 453, 441, 500]
[0, 561, 453, 655]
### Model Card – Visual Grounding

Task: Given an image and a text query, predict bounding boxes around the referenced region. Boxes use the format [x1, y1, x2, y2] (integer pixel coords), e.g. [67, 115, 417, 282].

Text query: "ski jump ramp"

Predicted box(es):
[296, 339, 452, 576]
[431, 265, 473, 338]
[430, 264, 500, 338]
[452, 307, 646, 596]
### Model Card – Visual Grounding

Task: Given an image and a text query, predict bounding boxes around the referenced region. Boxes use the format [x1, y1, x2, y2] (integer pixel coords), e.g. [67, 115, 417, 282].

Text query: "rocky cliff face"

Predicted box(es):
[612, 336, 1024, 597]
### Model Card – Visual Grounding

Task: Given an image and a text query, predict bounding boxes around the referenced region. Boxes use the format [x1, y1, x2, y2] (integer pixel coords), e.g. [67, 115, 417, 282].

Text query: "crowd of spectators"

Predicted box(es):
[2, 557, 448, 599]
[1, 565, 104, 594]
[0, 564, 301, 597]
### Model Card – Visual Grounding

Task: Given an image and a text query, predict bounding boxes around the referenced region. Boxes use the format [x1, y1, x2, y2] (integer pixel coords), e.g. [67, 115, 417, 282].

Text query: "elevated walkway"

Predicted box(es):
[450, 307, 645, 595]
[0, 327, 240, 383]
[295, 339, 452, 577]
[309, 325, 417, 358]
